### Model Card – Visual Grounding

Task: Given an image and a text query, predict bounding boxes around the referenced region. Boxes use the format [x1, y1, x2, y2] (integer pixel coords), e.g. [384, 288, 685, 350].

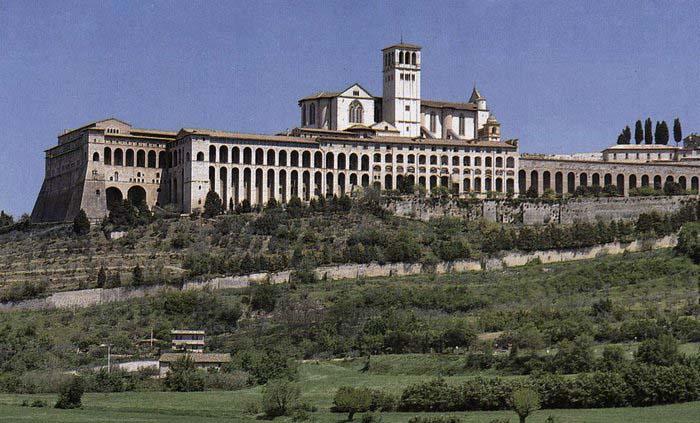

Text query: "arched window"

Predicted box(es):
[209, 145, 216, 162]
[349, 100, 363, 124]
[114, 149, 123, 166]
[196, 152, 204, 161]
[301, 104, 306, 126]
[485, 157, 492, 167]
[411, 52, 417, 65]
[136, 150, 145, 167]
[104, 147, 112, 165]
[148, 150, 157, 167]
[506, 157, 515, 168]
[309, 103, 316, 125]
[399, 51, 404, 64]
[92, 152, 100, 162]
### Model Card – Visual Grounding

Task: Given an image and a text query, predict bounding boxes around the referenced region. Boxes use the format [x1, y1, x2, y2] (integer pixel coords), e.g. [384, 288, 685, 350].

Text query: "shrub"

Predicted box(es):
[73, 209, 90, 235]
[55, 376, 84, 409]
[261, 379, 301, 418]
[203, 191, 224, 218]
[408, 416, 462, 423]
[250, 283, 279, 313]
[96, 266, 106, 288]
[163, 355, 205, 392]
[511, 388, 540, 423]
[332, 386, 373, 420]
[286, 196, 305, 218]
[549, 335, 594, 374]
[675, 222, 700, 263]
[0, 279, 49, 302]
[361, 412, 383, 423]
[132, 264, 144, 286]
[635, 334, 680, 366]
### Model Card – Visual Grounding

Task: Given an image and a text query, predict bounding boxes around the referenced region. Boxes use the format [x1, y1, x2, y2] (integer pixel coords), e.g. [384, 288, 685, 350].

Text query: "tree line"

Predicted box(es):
[616, 117, 683, 145]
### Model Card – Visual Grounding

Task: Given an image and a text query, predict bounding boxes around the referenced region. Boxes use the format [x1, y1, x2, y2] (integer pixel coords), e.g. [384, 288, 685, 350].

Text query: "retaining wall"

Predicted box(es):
[0, 235, 677, 312]
[387, 196, 698, 225]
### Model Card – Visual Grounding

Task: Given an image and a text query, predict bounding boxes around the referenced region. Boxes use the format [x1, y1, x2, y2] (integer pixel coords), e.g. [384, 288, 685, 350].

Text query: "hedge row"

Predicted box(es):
[398, 364, 700, 412]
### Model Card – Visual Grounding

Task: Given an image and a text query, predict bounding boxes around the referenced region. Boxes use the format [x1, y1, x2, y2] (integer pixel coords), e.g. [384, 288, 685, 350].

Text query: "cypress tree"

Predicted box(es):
[73, 209, 90, 236]
[673, 118, 682, 144]
[654, 121, 661, 144]
[623, 126, 631, 144]
[644, 118, 653, 144]
[634, 120, 643, 144]
[96, 266, 106, 288]
[659, 121, 669, 145]
[616, 133, 625, 145]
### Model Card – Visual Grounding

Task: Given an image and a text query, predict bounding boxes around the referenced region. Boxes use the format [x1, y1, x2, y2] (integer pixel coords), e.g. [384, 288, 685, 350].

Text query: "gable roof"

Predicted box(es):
[299, 83, 374, 103]
[339, 83, 374, 98]
[422, 99, 477, 111]
[382, 43, 421, 51]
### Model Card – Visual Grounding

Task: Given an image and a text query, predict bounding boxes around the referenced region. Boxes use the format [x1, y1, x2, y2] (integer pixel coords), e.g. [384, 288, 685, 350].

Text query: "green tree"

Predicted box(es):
[73, 209, 90, 236]
[55, 376, 84, 409]
[644, 118, 653, 144]
[250, 283, 279, 312]
[623, 125, 631, 143]
[511, 388, 540, 423]
[132, 264, 144, 286]
[203, 191, 224, 217]
[106, 271, 121, 288]
[286, 196, 304, 218]
[333, 386, 373, 421]
[96, 266, 107, 288]
[675, 223, 699, 263]
[657, 121, 670, 144]
[635, 333, 680, 366]
[338, 194, 353, 212]
[164, 355, 205, 391]
[616, 132, 625, 145]
[634, 120, 644, 144]
[673, 118, 683, 145]
[261, 379, 301, 418]
[654, 121, 661, 144]
[0, 210, 14, 227]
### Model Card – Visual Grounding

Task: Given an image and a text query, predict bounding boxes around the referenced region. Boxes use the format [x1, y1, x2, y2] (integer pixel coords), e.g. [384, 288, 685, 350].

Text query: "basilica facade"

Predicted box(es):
[31, 43, 699, 222]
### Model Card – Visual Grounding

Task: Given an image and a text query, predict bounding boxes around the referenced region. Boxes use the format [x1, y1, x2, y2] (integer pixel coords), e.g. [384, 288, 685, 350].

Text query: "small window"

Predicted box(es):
[96, 190, 100, 196]
[353, 90, 359, 96]
[405, 105, 410, 111]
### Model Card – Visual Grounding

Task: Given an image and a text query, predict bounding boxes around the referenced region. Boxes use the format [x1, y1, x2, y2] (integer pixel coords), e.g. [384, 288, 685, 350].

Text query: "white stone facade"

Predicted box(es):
[30, 43, 700, 223]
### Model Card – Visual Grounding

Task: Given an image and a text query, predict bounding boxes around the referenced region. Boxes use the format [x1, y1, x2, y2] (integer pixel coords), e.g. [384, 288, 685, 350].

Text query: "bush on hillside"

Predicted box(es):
[55, 376, 84, 409]
[261, 379, 301, 418]
[203, 191, 224, 218]
[332, 386, 373, 420]
[73, 209, 90, 236]
[163, 355, 205, 392]
[675, 222, 700, 263]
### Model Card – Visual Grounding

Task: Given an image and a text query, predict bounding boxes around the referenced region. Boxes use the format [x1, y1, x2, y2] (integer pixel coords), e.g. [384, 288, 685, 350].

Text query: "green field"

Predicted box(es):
[1, 361, 699, 422]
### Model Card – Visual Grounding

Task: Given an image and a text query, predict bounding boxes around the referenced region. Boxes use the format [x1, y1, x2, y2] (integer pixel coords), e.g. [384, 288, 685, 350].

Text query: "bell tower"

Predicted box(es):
[382, 43, 421, 137]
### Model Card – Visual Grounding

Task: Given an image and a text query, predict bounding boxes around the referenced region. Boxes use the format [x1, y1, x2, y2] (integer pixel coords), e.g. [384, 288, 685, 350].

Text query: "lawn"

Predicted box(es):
[1, 362, 699, 422]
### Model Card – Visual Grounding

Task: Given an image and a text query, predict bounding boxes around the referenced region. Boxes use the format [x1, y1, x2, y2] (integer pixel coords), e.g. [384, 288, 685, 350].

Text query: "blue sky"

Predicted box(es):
[0, 1, 698, 216]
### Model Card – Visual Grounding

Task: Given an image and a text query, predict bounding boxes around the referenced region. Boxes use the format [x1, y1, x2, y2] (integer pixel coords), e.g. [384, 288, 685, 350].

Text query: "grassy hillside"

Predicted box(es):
[0, 248, 697, 379]
[1, 196, 696, 300]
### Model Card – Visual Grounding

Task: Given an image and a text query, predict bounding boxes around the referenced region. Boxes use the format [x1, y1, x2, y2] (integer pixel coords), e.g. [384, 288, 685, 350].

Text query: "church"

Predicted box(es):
[297, 43, 500, 142]
[30, 43, 698, 223]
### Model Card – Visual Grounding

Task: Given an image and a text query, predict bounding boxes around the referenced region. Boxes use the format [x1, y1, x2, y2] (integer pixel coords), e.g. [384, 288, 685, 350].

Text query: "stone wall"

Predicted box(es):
[0, 234, 677, 312]
[387, 196, 698, 225]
